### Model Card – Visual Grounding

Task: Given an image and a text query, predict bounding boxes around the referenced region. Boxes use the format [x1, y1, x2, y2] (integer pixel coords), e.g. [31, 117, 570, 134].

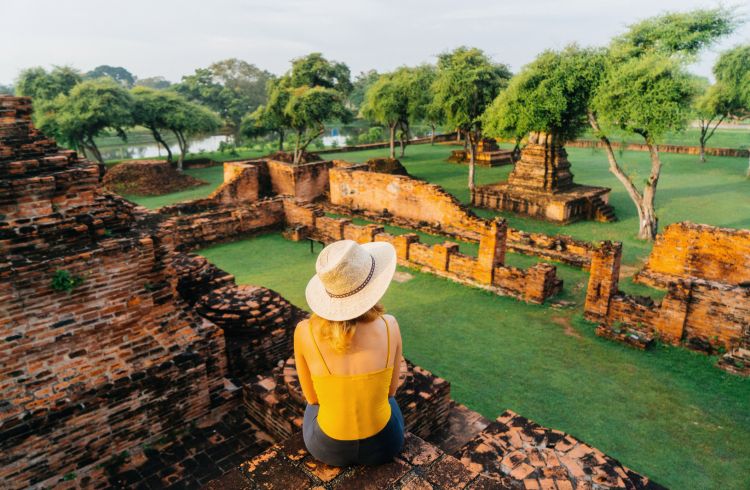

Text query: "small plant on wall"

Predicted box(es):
[50, 269, 84, 293]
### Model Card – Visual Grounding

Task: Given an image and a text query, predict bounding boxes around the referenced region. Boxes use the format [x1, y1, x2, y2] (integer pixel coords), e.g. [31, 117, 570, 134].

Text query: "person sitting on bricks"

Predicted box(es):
[294, 239, 405, 466]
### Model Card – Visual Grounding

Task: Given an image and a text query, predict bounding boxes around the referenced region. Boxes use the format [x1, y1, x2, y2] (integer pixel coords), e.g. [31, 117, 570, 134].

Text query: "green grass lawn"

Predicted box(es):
[198, 233, 750, 490]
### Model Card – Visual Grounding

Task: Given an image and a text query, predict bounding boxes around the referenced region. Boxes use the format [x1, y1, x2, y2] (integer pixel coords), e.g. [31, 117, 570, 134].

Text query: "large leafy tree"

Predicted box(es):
[432, 47, 511, 190]
[163, 98, 222, 170]
[248, 53, 353, 163]
[176, 58, 272, 140]
[286, 86, 350, 163]
[86, 65, 136, 88]
[483, 45, 605, 144]
[131, 87, 219, 167]
[589, 8, 737, 240]
[134, 76, 172, 90]
[15, 65, 82, 101]
[361, 71, 409, 158]
[36, 78, 134, 165]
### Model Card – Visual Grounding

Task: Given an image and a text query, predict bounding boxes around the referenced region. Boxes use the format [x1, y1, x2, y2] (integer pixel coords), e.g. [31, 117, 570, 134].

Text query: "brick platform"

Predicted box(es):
[206, 432, 508, 489]
[457, 411, 665, 490]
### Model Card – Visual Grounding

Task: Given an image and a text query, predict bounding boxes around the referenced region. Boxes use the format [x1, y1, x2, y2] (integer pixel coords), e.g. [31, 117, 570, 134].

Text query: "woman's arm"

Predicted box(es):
[387, 316, 402, 397]
[294, 321, 318, 405]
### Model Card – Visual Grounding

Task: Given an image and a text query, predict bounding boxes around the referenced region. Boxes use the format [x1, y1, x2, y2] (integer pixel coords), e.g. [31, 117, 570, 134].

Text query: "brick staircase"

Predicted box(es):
[591, 196, 617, 222]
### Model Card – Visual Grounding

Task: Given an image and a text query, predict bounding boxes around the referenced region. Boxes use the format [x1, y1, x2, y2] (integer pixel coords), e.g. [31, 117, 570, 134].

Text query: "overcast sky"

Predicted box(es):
[2, 0, 748, 86]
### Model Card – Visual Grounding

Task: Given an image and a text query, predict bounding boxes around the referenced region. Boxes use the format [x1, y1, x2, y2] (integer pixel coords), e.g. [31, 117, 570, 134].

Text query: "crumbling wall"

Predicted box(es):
[160, 197, 286, 251]
[208, 161, 261, 204]
[634, 222, 750, 288]
[267, 159, 330, 202]
[584, 240, 750, 354]
[283, 201, 562, 304]
[327, 167, 597, 268]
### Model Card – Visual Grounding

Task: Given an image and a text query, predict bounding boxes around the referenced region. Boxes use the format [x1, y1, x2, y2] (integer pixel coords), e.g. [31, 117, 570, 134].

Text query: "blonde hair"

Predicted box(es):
[311, 303, 385, 353]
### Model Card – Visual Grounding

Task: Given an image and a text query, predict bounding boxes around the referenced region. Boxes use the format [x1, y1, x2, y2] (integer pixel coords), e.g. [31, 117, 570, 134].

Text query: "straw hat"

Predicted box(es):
[306, 240, 397, 321]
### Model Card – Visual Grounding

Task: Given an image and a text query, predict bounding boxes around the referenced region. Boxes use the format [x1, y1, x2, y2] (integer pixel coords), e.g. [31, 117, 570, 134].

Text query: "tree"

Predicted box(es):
[15, 65, 82, 101]
[131, 87, 178, 162]
[135, 76, 172, 90]
[406, 65, 440, 145]
[588, 8, 737, 240]
[241, 77, 291, 151]
[36, 78, 134, 165]
[289, 52, 352, 95]
[86, 65, 136, 88]
[361, 71, 409, 158]
[693, 78, 734, 162]
[712, 45, 750, 175]
[483, 45, 605, 144]
[164, 98, 222, 170]
[349, 69, 380, 111]
[176, 59, 272, 140]
[0, 84, 13, 95]
[432, 47, 511, 190]
[286, 86, 351, 163]
[249, 53, 353, 162]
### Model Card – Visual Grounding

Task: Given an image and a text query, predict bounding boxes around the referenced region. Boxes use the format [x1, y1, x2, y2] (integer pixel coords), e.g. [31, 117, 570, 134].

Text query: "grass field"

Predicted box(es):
[198, 234, 750, 490]
[123, 141, 750, 488]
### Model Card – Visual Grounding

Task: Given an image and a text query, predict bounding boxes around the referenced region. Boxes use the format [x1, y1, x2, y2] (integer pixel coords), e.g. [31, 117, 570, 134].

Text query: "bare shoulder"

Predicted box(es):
[384, 314, 401, 338]
[294, 318, 310, 340]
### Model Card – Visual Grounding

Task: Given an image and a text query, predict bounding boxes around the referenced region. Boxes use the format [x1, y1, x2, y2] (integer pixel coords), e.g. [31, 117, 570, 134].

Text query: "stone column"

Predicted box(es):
[474, 218, 507, 285]
[393, 234, 419, 261]
[584, 241, 622, 322]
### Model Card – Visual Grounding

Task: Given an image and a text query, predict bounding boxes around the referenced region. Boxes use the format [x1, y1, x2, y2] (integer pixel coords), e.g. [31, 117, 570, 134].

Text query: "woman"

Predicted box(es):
[294, 239, 404, 467]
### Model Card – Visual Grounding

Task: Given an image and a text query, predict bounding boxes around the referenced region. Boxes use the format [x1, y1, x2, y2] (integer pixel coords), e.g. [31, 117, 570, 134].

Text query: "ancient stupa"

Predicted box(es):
[472, 132, 616, 223]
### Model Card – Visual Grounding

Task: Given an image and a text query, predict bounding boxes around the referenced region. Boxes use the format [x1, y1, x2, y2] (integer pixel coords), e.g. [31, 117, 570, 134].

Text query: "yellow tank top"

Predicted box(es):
[309, 317, 393, 441]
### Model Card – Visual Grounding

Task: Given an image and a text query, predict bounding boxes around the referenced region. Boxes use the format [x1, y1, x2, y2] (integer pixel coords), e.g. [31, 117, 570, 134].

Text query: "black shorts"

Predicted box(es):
[302, 397, 405, 467]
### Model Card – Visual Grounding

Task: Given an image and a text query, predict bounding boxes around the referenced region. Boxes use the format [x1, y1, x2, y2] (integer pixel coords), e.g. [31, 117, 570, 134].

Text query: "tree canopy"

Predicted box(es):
[37, 78, 134, 164]
[86, 65, 136, 87]
[289, 52, 352, 95]
[286, 86, 351, 163]
[483, 45, 605, 143]
[432, 46, 511, 189]
[349, 70, 380, 111]
[15, 66, 82, 101]
[713, 44, 750, 115]
[176, 58, 272, 138]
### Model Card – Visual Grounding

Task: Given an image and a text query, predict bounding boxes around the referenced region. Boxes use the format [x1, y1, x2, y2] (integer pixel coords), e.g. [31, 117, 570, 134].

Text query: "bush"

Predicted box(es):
[51, 269, 84, 293]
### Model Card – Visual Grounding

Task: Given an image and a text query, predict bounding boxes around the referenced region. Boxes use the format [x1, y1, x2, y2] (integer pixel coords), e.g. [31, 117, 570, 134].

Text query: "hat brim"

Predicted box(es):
[305, 241, 397, 321]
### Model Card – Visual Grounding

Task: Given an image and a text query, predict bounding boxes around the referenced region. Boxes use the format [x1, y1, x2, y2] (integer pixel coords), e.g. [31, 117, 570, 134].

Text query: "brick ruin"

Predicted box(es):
[326, 161, 598, 268]
[633, 222, 750, 289]
[448, 138, 514, 167]
[584, 239, 750, 373]
[472, 132, 616, 224]
[0, 96, 672, 487]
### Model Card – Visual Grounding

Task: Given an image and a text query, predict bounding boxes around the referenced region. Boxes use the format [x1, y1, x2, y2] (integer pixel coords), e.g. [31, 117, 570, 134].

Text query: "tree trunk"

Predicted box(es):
[699, 140, 706, 163]
[278, 130, 284, 151]
[173, 130, 187, 171]
[588, 111, 660, 241]
[430, 124, 435, 145]
[84, 137, 104, 165]
[467, 130, 476, 192]
[698, 120, 708, 163]
[150, 127, 172, 163]
[746, 154, 750, 179]
[456, 131, 461, 143]
[294, 130, 302, 164]
[389, 124, 396, 159]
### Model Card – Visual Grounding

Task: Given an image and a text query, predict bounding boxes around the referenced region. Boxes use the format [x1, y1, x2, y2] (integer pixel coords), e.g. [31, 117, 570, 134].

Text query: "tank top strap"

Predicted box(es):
[383, 316, 391, 368]
[309, 320, 331, 375]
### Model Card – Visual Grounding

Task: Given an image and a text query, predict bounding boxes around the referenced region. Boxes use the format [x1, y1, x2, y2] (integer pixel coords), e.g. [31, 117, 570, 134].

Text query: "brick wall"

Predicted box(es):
[283, 201, 562, 304]
[567, 138, 750, 158]
[327, 167, 597, 268]
[267, 159, 330, 202]
[634, 222, 750, 288]
[584, 240, 750, 353]
[0, 96, 229, 488]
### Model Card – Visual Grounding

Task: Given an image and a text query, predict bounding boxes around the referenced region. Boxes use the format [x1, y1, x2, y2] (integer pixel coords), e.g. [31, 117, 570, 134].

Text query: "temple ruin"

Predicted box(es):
[0, 96, 676, 488]
[472, 132, 616, 223]
[448, 138, 514, 166]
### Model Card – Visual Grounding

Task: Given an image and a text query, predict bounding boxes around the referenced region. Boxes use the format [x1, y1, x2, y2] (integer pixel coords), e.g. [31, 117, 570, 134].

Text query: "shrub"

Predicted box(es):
[50, 270, 84, 293]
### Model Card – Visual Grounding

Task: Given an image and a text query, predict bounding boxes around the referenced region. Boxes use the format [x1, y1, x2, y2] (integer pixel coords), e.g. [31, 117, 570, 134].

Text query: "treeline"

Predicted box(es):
[4, 8, 749, 240]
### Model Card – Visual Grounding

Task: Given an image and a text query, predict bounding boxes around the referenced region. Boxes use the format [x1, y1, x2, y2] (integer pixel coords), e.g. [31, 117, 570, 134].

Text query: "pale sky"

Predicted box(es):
[2, 0, 748, 86]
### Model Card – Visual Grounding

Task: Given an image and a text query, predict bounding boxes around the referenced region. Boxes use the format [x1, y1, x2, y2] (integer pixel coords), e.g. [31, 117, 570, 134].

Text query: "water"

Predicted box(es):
[100, 134, 228, 161]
